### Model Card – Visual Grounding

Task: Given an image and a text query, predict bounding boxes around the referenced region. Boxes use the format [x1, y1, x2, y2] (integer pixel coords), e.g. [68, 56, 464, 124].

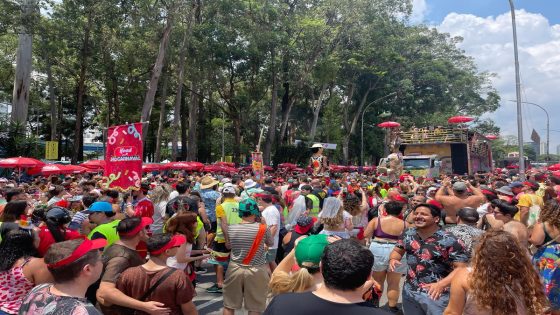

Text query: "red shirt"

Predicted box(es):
[134, 198, 154, 218]
[37, 226, 83, 257]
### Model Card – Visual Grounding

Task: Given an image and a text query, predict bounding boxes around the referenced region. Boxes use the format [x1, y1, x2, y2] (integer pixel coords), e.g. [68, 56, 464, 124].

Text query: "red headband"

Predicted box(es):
[481, 189, 496, 197]
[150, 235, 186, 255]
[47, 238, 106, 269]
[119, 217, 153, 237]
[393, 194, 408, 204]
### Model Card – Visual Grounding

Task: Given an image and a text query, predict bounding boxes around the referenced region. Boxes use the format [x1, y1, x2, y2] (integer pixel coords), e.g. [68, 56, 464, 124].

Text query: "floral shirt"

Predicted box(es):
[533, 243, 560, 308]
[445, 224, 483, 258]
[200, 189, 220, 222]
[18, 284, 101, 315]
[395, 228, 468, 293]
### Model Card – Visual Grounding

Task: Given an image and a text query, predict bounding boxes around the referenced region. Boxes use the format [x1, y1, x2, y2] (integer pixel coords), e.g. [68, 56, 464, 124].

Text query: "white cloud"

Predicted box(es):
[437, 10, 560, 154]
[410, 0, 429, 24]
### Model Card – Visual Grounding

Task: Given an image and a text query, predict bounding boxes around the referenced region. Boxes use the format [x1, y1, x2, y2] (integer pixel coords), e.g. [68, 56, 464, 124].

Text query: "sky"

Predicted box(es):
[410, 0, 560, 155]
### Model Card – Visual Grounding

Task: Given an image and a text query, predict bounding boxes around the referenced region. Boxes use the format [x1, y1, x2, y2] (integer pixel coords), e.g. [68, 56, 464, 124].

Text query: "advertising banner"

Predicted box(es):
[251, 151, 263, 182]
[104, 123, 143, 190]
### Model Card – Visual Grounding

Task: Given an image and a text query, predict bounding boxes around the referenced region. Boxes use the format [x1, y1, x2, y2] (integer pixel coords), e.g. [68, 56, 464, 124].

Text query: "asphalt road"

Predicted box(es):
[193, 262, 404, 315]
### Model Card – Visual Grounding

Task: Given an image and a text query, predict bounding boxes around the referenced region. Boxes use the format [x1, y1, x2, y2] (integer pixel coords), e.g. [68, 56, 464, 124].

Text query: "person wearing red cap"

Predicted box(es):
[96, 217, 170, 315]
[116, 234, 197, 315]
[19, 238, 107, 315]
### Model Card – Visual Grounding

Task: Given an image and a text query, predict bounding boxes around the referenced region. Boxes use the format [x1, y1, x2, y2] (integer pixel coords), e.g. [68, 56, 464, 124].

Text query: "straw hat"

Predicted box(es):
[200, 176, 219, 189]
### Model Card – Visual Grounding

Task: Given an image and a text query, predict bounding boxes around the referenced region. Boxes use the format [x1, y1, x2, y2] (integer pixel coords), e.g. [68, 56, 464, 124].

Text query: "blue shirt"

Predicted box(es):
[200, 189, 220, 222]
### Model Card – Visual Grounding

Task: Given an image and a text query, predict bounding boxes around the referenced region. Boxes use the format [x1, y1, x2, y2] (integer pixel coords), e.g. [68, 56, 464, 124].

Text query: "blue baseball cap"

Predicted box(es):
[85, 201, 113, 213]
[509, 181, 523, 188]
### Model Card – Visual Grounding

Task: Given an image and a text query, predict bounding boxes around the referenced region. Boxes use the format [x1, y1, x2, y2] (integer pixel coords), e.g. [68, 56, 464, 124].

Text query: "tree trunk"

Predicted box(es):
[263, 48, 278, 165]
[45, 50, 57, 141]
[341, 83, 375, 164]
[186, 82, 199, 161]
[11, 0, 36, 125]
[154, 68, 169, 162]
[172, 30, 188, 161]
[308, 83, 328, 142]
[140, 11, 173, 141]
[232, 114, 241, 163]
[180, 85, 188, 161]
[71, 9, 93, 164]
[342, 135, 350, 165]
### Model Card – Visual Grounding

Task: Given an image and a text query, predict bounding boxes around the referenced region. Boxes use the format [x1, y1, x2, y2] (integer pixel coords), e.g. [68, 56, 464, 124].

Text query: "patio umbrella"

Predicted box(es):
[28, 164, 87, 176]
[215, 161, 235, 167]
[0, 157, 45, 168]
[80, 160, 106, 171]
[377, 121, 401, 128]
[142, 164, 169, 172]
[485, 135, 498, 140]
[278, 163, 297, 169]
[548, 164, 560, 171]
[166, 162, 198, 171]
[263, 166, 274, 172]
[448, 116, 474, 124]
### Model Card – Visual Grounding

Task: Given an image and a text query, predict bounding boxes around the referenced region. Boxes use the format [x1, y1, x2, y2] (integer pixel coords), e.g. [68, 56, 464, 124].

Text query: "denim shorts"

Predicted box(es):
[369, 241, 407, 274]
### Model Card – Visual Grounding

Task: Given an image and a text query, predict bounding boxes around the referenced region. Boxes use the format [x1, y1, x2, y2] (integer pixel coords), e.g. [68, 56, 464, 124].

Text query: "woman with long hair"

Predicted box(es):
[37, 207, 82, 257]
[533, 200, 560, 314]
[150, 184, 171, 234]
[166, 212, 209, 284]
[444, 230, 549, 315]
[0, 230, 53, 314]
[0, 200, 30, 222]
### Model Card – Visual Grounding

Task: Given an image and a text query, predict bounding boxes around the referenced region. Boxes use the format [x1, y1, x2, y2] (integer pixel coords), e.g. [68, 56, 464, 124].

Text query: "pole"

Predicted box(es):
[360, 91, 397, 166]
[508, 100, 549, 163]
[221, 111, 225, 162]
[509, 0, 525, 180]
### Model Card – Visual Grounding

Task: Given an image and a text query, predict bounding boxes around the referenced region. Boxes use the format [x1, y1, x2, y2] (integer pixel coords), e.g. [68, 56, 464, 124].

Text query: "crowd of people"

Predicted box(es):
[0, 167, 559, 315]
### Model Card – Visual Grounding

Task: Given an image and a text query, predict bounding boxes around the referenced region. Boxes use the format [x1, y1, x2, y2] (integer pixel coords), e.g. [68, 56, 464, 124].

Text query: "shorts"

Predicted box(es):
[208, 241, 231, 266]
[369, 240, 407, 274]
[266, 249, 278, 263]
[207, 221, 217, 234]
[223, 262, 270, 312]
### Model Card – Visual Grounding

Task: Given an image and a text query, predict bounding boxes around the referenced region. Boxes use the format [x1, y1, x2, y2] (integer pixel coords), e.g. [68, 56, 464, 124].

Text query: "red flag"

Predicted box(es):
[104, 123, 143, 191]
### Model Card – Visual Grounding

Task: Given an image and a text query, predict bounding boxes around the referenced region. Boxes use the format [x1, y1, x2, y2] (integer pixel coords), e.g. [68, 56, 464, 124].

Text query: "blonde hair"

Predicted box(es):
[269, 269, 314, 296]
[151, 184, 171, 204]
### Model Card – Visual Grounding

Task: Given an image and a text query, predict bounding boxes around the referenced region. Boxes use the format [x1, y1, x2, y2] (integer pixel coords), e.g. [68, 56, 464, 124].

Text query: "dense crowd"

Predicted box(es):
[0, 168, 560, 315]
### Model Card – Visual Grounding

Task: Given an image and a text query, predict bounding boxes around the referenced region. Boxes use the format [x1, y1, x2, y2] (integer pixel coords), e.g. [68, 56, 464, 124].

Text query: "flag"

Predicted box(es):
[104, 123, 143, 191]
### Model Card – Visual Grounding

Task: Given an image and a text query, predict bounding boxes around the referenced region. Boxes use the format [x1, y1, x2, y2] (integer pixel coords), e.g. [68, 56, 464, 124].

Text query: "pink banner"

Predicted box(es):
[103, 123, 143, 191]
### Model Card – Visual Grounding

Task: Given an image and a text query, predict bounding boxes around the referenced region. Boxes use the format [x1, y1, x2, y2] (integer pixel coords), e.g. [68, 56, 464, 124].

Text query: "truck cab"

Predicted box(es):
[402, 154, 440, 178]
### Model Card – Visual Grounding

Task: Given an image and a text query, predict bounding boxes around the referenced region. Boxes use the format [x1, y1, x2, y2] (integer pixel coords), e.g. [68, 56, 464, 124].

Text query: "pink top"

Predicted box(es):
[0, 258, 34, 314]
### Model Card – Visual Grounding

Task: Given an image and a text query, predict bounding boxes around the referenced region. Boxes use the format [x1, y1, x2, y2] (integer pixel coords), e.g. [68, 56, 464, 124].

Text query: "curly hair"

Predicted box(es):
[539, 200, 560, 229]
[343, 194, 361, 216]
[469, 230, 548, 315]
[321, 210, 344, 229]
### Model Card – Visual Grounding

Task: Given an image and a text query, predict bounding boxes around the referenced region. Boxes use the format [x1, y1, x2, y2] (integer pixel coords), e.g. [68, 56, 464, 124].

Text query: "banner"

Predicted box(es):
[103, 123, 143, 191]
[251, 151, 263, 182]
[45, 141, 58, 160]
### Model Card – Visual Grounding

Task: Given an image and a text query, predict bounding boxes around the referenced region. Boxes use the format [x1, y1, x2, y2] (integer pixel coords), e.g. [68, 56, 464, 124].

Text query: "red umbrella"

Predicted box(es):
[28, 164, 86, 176]
[0, 157, 44, 168]
[548, 164, 560, 171]
[278, 163, 297, 169]
[80, 160, 106, 171]
[167, 162, 198, 171]
[377, 121, 401, 128]
[263, 165, 274, 172]
[215, 161, 235, 168]
[485, 135, 498, 140]
[329, 164, 346, 172]
[65, 165, 88, 174]
[142, 164, 169, 172]
[448, 116, 474, 124]
[552, 171, 560, 177]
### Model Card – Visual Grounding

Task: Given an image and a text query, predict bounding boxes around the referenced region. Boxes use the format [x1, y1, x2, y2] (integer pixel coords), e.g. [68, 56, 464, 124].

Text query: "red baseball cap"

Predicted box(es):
[55, 199, 70, 209]
[150, 235, 186, 255]
[47, 238, 107, 269]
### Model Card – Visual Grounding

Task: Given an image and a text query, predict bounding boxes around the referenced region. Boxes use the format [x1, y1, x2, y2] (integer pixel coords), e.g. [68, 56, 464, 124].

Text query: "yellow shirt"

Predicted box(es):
[515, 193, 544, 221]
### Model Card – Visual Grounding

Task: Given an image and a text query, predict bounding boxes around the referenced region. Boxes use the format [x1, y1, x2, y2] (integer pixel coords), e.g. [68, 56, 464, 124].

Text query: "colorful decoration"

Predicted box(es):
[103, 123, 143, 191]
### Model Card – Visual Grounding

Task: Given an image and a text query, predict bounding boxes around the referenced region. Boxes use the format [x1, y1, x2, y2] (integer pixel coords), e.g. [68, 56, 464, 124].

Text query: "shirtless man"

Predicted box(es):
[435, 179, 485, 224]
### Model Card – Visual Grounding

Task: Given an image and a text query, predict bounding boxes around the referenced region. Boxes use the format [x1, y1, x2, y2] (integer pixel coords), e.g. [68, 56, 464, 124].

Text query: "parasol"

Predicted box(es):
[548, 164, 560, 171]
[142, 164, 169, 172]
[0, 157, 45, 168]
[448, 116, 474, 124]
[377, 121, 401, 128]
[80, 160, 106, 171]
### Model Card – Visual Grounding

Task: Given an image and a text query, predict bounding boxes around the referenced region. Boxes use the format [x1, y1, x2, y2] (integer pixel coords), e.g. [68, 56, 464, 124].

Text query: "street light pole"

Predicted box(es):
[360, 92, 397, 166]
[508, 0, 525, 180]
[508, 100, 549, 162]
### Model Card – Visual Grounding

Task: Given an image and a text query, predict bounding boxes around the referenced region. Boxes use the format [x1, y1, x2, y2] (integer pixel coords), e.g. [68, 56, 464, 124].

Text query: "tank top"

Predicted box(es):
[283, 231, 304, 255]
[215, 200, 241, 243]
[373, 216, 403, 240]
[0, 258, 34, 314]
[306, 194, 320, 218]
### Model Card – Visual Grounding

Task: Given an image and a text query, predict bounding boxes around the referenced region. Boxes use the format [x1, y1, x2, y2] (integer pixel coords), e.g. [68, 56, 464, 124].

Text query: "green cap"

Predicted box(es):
[238, 198, 260, 218]
[295, 234, 329, 268]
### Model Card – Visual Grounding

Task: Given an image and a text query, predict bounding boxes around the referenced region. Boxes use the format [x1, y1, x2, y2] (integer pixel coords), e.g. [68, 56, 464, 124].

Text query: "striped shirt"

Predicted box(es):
[229, 222, 272, 266]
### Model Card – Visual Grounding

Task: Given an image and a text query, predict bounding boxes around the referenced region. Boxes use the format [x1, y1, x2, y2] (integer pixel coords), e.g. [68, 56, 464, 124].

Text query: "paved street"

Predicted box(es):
[193, 262, 404, 314]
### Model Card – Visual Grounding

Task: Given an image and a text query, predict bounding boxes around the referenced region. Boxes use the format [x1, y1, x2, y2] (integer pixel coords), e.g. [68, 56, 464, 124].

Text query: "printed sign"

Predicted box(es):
[103, 123, 143, 191]
[45, 141, 58, 160]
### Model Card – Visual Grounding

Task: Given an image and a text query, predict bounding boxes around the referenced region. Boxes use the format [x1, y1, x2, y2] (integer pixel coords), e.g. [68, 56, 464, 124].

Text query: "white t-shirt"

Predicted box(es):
[167, 242, 193, 271]
[262, 205, 281, 249]
[169, 190, 179, 200]
[151, 200, 167, 234]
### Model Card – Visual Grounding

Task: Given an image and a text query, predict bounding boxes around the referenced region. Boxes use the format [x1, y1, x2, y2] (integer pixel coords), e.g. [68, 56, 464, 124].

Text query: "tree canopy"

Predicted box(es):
[0, 0, 501, 165]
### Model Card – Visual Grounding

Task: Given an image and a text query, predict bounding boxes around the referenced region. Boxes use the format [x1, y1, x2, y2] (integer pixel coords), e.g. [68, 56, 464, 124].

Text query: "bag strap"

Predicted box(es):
[242, 224, 267, 265]
[140, 268, 177, 301]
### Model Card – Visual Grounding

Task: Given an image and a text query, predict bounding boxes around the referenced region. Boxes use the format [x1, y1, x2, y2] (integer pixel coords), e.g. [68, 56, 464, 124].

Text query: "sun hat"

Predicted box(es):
[244, 179, 258, 189]
[200, 176, 219, 189]
[496, 186, 514, 196]
[294, 216, 317, 235]
[310, 143, 324, 149]
[222, 186, 236, 194]
[295, 234, 329, 268]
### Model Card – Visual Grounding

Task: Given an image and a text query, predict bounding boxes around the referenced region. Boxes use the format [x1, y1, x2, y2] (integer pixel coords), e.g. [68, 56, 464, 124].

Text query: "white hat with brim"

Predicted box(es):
[310, 143, 323, 148]
[244, 179, 258, 189]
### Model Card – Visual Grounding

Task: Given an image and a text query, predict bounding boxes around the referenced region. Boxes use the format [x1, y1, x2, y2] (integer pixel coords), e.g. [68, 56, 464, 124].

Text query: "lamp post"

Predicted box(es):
[360, 92, 397, 166]
[508, 0, 525, 179]
[508, 100, 549, 162]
